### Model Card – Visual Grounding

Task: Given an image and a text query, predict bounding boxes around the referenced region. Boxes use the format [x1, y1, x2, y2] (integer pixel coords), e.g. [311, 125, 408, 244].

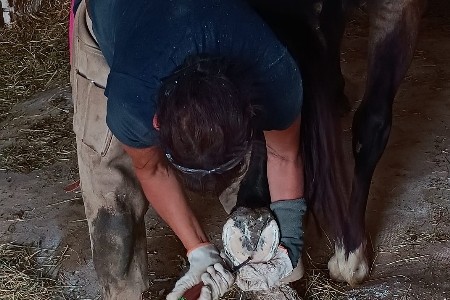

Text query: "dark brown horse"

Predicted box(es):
[235, 0, 427, 285]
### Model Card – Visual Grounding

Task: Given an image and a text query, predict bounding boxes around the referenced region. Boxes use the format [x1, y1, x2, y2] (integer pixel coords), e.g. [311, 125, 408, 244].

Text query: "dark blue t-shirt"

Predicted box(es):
[85, 0, 302, 148]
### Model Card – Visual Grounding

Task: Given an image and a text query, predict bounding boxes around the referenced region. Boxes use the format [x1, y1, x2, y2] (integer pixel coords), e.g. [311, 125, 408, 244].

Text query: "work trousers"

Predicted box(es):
[71, 1, 149, 298]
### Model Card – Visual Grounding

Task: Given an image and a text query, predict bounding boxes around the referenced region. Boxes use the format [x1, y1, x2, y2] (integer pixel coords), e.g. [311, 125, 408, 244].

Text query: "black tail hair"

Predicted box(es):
[299, 30, 350, 242]
[244, 1, 351, 243]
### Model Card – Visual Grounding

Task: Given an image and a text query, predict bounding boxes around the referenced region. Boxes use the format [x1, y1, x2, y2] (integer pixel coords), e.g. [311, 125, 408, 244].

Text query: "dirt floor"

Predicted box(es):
[1, 1, 449, 300]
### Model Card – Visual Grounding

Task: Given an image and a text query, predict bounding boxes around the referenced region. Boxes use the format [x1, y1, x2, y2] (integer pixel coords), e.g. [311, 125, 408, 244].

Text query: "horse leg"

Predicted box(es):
[235, 131, 271, 209]
[319, 0, 352, 112]
[328, 0, 426, 285]
[219, 130, 271, 213]
[221, 133, 280, 266]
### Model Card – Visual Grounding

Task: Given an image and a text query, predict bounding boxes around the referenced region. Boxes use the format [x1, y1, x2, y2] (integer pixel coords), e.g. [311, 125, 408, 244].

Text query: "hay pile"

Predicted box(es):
[0, 1, 78, 292]
[0, 0, 75, 173]
[0, 94, 77, 173]
[0, 0, 70, 118]
[218, 268, 347, 300]
[0, 243, 75, 300]
[303, 270, 347, 300]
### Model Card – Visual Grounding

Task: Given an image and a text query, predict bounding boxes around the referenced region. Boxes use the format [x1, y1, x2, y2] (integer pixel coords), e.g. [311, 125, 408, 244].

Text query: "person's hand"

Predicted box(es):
[234, 198, 307, 291]
[166, 244, 234, 300]
[235, 246, 293, 291]
[197, 263, 235, 300]
[270, 198, 307, 267]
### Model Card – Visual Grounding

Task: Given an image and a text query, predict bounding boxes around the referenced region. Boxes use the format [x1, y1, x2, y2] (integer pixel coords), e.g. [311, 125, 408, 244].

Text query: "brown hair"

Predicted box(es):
[156, 55, 256, 194]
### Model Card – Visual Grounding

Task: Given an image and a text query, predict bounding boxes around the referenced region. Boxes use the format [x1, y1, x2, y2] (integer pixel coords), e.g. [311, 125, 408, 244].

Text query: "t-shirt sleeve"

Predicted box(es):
[100, 0, 302, 145]
[105, 72, 160, 148]
[256, 51, 303, 131]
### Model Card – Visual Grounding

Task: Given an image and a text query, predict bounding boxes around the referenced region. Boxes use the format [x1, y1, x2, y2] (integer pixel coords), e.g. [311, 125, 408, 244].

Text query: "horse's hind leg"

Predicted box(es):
[328, 0, 426, 285]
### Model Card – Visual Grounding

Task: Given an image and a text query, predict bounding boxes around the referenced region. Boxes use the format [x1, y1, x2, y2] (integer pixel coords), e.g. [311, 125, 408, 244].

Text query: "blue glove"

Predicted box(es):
[270, 198, 307, 267]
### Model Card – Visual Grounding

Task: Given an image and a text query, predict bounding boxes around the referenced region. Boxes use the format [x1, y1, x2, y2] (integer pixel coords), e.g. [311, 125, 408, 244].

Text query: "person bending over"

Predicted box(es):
[70, 0, 307, 299]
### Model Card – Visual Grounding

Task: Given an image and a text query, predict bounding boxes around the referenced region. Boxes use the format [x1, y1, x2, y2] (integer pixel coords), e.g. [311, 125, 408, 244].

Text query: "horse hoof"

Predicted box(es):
[222, 206, 279, 265]
[328, 242, 369, 286]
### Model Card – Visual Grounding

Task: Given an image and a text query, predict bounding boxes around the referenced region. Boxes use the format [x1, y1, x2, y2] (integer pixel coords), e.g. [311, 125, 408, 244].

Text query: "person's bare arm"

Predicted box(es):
[123, 145, 208, 251]
[264, 115, 304, 202]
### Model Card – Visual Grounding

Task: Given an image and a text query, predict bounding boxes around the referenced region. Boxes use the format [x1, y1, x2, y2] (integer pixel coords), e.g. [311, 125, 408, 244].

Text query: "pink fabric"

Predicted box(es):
[69, 0, 75, 64]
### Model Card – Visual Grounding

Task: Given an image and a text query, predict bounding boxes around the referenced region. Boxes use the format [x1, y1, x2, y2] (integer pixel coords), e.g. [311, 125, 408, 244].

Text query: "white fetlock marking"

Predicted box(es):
[328, 243, 369, 286]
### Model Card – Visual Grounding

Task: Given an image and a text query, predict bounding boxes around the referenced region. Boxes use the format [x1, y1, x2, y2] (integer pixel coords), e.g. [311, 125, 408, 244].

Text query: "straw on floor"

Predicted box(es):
[0, 0, 74, 173]
[0, 243, 75, 300]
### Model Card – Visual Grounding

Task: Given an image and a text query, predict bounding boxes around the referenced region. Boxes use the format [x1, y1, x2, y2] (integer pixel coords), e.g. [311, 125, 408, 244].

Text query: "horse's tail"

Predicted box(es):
[300, 45, 350, 243]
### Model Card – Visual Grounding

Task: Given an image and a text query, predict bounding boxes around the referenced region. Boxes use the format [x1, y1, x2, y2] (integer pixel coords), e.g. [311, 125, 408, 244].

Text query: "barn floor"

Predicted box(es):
[0, 1, 449, 299]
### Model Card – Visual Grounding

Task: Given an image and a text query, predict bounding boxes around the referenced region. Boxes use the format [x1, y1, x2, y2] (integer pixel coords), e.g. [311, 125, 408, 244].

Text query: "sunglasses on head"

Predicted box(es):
[165, 141, 251, 177]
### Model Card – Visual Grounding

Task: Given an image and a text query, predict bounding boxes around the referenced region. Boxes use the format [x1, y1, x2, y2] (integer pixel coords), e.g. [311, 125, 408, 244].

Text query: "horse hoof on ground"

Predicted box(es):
[327, 243, 369, 286]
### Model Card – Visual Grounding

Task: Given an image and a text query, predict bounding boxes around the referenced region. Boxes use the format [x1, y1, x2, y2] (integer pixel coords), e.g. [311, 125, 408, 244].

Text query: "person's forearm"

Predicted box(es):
[265, 116, 304, 202]
[134, 157, 209, 251]
[267, 151, 304, 201]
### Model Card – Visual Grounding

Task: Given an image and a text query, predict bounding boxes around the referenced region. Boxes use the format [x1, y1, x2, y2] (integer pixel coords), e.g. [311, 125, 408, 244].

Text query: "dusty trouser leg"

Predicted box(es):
[71, 1, 149, 298]
[76, 138, 149, 299]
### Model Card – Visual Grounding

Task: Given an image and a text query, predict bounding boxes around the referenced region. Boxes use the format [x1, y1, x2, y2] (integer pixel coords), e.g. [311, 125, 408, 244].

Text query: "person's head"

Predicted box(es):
[156, 55, 256, 194]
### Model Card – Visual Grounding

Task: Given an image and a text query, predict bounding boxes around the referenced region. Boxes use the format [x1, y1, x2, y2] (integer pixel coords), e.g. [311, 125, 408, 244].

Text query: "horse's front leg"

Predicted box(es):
[221, 133, 281, 265]
[235, 133, 271, 209]
[219, 131, 271, 212]
[328, 0, 426, 286]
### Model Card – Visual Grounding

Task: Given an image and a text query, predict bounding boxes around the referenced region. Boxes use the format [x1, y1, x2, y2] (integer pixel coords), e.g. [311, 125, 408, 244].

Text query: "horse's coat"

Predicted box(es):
[236, 0, 427, 285]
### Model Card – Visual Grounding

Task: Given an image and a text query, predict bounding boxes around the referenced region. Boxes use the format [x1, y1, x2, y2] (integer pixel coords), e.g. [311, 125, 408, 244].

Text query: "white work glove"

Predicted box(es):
[166, 244, 235, 300]
[198, 263, 235, 299]
[235, 246, 293, 291]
